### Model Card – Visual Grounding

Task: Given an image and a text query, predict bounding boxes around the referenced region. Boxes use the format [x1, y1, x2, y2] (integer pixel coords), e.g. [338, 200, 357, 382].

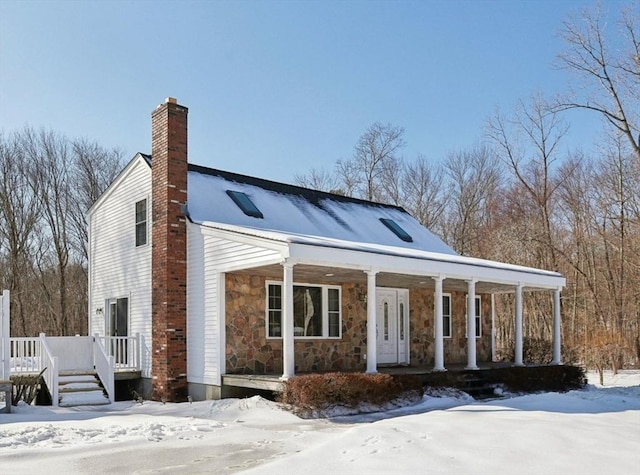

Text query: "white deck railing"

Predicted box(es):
[39, 333, 59, 407]
[10, 337, 41, 373]
[99, 335, 140, 371]
[8, 333, 142, 406]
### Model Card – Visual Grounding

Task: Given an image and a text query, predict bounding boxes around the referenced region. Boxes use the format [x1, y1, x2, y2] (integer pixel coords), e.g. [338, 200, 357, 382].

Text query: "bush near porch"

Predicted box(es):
[279, 366, 586, 415]
[278, 372, 423, 416]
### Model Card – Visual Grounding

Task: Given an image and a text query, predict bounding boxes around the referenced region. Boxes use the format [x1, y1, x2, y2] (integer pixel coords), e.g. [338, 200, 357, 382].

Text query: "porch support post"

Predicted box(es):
[491, 293, 496, 362]
[465, 279, 478, 370]
[1, 290, 9, 381]
[552, 288, 562, 365]
[281, 262, 295, 380]
[365, 270, 378, 374]
[433, 276, 445, 371]
[514, 283, 524, 366]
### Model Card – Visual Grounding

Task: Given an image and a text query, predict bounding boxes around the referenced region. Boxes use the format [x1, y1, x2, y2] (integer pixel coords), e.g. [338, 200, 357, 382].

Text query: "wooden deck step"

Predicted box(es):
[57, 373, 110, 407]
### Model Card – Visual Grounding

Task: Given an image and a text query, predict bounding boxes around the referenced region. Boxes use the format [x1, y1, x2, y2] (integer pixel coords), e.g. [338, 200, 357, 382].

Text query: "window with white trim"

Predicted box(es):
[465, 295, 482, 338]
[135, 199, 147, 247]
[475, 296, 482, 338]
[266, 282, 341, 338]
[443, 293, 452, 338]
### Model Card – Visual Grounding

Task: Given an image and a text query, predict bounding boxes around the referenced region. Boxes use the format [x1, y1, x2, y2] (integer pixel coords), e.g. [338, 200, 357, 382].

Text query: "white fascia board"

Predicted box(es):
[288, 243, 566, 290]
[88, 153, 150, 217]
[194, 222, 565, 289]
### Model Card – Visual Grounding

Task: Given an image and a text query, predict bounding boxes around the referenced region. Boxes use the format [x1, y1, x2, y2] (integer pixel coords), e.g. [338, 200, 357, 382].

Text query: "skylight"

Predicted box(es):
[226, 190, 263, 218]
[379, 218, 413, 242]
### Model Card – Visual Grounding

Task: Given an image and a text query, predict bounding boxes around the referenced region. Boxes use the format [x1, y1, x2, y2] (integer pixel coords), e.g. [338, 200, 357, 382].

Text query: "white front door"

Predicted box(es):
[376, 289, 409, 365]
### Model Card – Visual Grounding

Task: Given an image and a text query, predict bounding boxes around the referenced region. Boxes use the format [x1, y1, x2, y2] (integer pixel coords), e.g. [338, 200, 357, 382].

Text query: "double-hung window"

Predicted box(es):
[135, 199, 147, 247]
[442, 294, 452, 338]
[474, 296, 482, 338]
[267, 282, 341, 338]
[465, 296, 482, 338]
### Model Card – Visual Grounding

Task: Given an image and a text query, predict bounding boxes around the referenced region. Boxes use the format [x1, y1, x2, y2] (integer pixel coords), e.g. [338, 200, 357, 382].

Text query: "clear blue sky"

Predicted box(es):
[0, 0, 627, 183]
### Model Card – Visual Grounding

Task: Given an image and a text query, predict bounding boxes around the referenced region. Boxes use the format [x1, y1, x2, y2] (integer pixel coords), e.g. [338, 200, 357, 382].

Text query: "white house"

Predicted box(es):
[88, 98, 565, 401]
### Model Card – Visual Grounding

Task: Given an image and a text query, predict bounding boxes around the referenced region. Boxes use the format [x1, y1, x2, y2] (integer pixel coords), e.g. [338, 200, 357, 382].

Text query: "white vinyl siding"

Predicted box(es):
[88, 156, 152, 377]
[187, 224, 283, 387]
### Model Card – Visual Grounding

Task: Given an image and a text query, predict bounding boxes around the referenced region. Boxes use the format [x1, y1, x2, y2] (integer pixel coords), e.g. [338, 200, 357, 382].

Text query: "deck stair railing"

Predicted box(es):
[93, 334, 114, 402]
[38, 333, 59, 407]
[8, 333, 141, 406]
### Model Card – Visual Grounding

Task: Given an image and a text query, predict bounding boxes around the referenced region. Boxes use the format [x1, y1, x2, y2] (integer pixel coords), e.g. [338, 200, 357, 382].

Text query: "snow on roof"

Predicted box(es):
[187, 164, 457, 256]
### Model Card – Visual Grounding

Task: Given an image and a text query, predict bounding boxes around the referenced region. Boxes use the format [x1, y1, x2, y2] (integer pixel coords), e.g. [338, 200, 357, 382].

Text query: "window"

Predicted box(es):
[135, 199, 147, 247]
[267, 282, 341, 338]
[475, 296, 482, 338]
[465, 296, 482, 338]
[380, 218, 413, 242]
[442, 294, 452, 338]
[383, 302, 389, 340]
[226, 190, 263, 218]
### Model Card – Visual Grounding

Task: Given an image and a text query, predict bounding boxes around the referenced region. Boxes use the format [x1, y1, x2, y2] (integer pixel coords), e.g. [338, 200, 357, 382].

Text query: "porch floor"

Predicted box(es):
[222, 361, 535, 393]
[224, 362, 587, 400]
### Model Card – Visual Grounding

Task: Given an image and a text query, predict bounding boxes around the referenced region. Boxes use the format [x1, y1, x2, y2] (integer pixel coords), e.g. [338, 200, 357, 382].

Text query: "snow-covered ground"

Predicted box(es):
[1, 370, 638, 474]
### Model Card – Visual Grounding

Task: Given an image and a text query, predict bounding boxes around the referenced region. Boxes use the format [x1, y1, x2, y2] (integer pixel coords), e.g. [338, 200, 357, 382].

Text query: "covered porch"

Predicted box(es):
[212, 225, 566, 382]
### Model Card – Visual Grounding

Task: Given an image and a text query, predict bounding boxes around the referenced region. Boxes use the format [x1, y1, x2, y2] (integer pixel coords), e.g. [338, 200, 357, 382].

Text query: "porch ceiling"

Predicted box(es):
[232, 264, 539, 294]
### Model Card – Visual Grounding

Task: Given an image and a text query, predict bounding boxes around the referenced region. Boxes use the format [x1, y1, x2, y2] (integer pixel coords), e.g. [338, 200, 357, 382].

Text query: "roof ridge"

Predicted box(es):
[186, 162, 407, 211]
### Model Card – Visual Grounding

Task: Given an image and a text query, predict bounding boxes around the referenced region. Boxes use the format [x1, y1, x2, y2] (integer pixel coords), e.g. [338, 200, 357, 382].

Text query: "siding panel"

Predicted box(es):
[89, 158, 153, 378]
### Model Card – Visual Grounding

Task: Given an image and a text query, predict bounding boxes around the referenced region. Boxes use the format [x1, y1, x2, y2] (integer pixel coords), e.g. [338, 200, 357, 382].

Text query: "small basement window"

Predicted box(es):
[226, 190, 263, 218]
[380, 218, 413, 242]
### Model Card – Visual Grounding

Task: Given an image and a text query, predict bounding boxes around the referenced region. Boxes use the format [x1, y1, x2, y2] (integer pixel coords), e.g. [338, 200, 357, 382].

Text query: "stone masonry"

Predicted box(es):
[224, 273, 492, 374]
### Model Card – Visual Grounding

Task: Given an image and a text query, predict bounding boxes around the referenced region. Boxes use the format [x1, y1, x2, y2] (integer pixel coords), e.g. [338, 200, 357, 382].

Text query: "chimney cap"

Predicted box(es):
[165, 97, 177, 104]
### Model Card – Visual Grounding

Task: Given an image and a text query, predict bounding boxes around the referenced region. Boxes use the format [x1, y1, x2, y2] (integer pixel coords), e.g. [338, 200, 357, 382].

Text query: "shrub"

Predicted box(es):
[497, 337, 578, 365]
[278, 372, 423, 416]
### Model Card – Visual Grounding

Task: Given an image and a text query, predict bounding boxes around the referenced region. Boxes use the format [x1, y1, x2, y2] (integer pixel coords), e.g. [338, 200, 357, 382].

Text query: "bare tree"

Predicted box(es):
[0, 132, 40, 335]
[402, 156, 448, 232]
[23, 128, 74, 334]
[443, 145, 502, 256]
[0, 127, 122, 336]
[69, 139, 124, 263]
[487, 95, 569, 271]
[337, 122, 405, 202]
[294, 166, 341, 193]
[554, 1, 640, 164]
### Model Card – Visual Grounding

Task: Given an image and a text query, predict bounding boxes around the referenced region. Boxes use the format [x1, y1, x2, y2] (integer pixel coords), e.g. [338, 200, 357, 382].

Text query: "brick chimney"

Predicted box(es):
[151, 97, 188, 402]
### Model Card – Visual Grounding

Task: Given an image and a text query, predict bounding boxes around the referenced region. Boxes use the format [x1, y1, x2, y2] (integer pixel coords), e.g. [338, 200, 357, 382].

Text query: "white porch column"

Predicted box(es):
[514, 283, 524, 366]
[466, 279, 478, 370]
[365, 270, 378, 374]
[1, 290, 9, 381]
[433, 276, 445, 371]
[490, 293, 496, 362]
[281, 262, 295, 380]
[552, 288, 562, 365]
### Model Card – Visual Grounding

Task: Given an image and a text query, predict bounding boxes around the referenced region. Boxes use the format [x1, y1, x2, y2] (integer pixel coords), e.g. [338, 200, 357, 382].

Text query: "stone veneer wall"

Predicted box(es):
[225, 273, 492, 374]
[225, 274, 369, 374]
[408, 290, 492, 366]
